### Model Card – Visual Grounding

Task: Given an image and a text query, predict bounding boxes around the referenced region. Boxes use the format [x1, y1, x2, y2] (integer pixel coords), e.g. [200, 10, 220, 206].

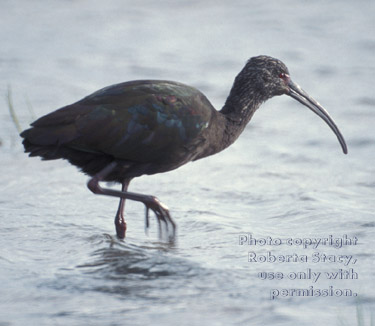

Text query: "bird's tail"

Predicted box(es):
[20, 127, 114, 179]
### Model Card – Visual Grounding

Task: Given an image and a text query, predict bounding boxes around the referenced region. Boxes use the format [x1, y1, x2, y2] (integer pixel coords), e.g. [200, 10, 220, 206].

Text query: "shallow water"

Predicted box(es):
[1, 1, 375, 325]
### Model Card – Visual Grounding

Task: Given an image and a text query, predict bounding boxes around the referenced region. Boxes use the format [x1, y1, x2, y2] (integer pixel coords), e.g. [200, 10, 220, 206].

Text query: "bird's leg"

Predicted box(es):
[114, 179, 130, 239]
[87, 161, 176, 242]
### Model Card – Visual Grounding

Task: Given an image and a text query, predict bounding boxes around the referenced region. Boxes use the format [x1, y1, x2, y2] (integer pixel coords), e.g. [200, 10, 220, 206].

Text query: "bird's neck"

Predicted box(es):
[194, 96, 261, 162]
[217, 68, 267, 150]
[218, 95, 262, 148]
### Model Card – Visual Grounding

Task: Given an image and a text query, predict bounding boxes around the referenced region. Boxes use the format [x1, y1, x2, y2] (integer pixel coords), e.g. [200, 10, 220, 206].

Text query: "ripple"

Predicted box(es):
[77, 238, 192, 282]
[349, 138, 374, 148]
[314, 66, 338, 77]
[357, 181, 375, 188]
[361, 222, 375, 228]
[355, 96, 375, 106]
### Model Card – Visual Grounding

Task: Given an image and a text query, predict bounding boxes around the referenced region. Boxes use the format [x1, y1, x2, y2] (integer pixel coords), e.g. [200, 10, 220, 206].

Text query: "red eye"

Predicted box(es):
[279, 72, 290, 85]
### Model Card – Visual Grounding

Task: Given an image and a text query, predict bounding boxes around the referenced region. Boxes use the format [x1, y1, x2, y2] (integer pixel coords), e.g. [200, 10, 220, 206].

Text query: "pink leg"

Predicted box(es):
[114, 180, 130, 239]
[87, 161, 176, 242]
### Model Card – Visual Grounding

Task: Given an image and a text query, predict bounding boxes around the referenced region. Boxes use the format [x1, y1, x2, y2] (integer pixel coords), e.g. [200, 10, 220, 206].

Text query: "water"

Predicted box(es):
[1, 1, 374, 325]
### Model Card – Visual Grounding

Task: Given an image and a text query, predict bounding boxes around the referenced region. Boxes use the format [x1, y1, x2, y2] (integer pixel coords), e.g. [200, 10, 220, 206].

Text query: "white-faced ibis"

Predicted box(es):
[21, 55, 347, 241]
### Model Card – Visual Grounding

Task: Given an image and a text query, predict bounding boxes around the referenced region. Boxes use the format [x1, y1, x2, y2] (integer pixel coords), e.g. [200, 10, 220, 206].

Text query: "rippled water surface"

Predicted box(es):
[1, 1, 374, 325]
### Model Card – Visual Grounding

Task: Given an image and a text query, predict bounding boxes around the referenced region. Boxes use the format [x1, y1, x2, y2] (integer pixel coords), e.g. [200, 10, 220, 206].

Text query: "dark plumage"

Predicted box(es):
[21, 55, 347, 241]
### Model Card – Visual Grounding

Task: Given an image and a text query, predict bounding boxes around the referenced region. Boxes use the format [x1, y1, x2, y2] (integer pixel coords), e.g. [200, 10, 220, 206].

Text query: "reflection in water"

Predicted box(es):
[71, 234, 278, 325]
[79, 236, 178, 278]
[76, 235, 198, 297]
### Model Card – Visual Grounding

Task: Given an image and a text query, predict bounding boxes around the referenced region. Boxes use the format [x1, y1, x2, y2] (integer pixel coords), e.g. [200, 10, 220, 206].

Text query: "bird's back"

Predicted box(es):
[21, 80, 215, 180]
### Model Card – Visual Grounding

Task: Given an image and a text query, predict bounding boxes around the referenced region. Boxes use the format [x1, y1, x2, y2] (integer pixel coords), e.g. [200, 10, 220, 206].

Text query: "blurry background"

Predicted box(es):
[1, 1, 374, 325]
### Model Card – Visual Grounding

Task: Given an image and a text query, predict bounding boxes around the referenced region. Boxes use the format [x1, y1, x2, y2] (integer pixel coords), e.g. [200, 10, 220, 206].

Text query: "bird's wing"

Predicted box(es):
[24, 81, 214, 163]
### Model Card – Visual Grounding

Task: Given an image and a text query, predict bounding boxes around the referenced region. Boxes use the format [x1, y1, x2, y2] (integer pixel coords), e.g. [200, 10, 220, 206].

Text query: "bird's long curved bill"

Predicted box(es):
[288, 81, 348, 154]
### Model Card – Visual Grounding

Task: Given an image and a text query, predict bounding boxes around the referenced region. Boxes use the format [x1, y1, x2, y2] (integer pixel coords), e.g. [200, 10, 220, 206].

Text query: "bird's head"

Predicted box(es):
[242, 55, 291, 98]
[229, 55, 348, 154]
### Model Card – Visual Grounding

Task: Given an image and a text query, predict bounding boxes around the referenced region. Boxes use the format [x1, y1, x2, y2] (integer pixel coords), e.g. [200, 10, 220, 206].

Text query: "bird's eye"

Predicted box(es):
[279, 72, 290, 84]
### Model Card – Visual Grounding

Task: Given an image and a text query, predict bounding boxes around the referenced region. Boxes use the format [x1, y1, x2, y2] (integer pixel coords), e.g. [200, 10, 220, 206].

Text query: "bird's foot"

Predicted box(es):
[144, 196, 176, 242]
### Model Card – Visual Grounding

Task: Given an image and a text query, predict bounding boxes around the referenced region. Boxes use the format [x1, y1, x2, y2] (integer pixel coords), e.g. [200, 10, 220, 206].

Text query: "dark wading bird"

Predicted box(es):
[21, 56, 347, 241]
